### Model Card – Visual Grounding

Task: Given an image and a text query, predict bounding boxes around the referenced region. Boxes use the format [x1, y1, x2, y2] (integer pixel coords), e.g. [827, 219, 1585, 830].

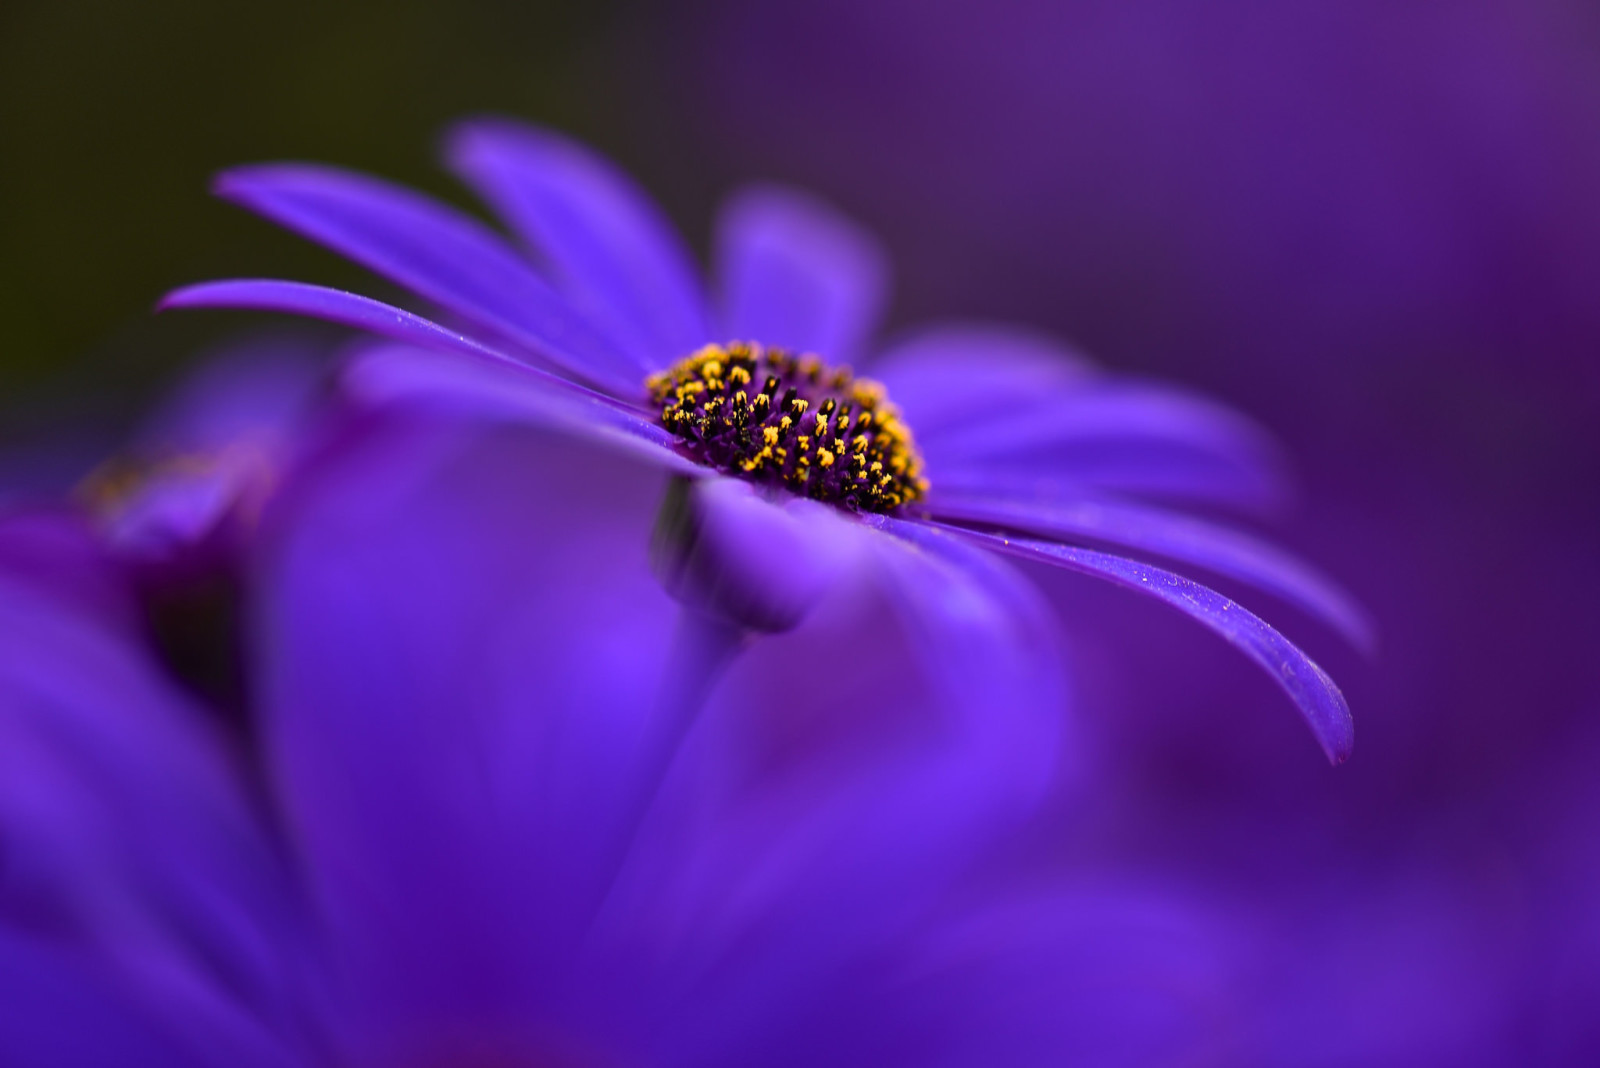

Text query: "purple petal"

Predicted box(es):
[650, 477, 855, 633]
[927, 456, 1289, 516]
[159, 278, 593, 390]
[920, 381, 1290, 512]
[160, 280, 672, 461]
[99, 464, 240, 557]
[340, 344, 703, 478]
[213, 163, 642, 395]
[136, 331, 325, 456]
[715, 186, 887, 364]
[0, 571, 313, 1062]
[922, 380, 1283, 467]
[625, 519, 1069, 1062]
[253, 416, 684, 1043]
[0, 929, 215, 1068]
[0, 507, 136, 635]
[930, 521, 1354, 764]
[858, 516, 1066, 801]
[927, 490, 1375, 653]
[445, 119, 713, 367]
[868, 322, 1096, 436]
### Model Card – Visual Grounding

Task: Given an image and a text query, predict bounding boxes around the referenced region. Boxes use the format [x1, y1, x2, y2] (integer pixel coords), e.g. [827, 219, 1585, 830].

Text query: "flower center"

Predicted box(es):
[647, 342, 928, 512]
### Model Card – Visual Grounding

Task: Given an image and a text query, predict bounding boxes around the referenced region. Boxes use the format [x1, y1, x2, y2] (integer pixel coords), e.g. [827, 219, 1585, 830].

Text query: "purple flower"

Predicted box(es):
[162, 119, 1365, 762]
[68, 334, 333, 715]
[0, 414, 1243, 1066]
[81, 332, 329, 573]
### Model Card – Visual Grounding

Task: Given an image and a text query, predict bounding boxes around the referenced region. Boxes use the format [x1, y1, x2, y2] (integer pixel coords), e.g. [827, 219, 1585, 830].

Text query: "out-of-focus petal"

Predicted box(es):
[872, 886, 1241, 1067]
[213, 164, 641, 395]
[860, 515, 1066, 805]
[98, 465, 240, 556]
[936, 522, 1353, 764]
[868, 323, 1095, 436]
[446, 119, 713, 367]
[613, 517, 1067, 1065]
[927, 490, 1375, 653]
[340, 344, 702, 477]
[715, 186, 887, 365]
[0, 568, 314, 1065]
[90, 333, 327, 569]
[253, 414, 683, 1056]
[0, 928, 214, 1068]
[135, 332, 326, 457]
[0, 507, 135, 635]
[927, 458, 1288, 517]
[649, 477, 855, 633]
[922, 382, 1290, 513]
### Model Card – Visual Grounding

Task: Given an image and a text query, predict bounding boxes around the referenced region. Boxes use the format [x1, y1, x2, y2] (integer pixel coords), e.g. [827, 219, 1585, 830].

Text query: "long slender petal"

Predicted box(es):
[927, 456, 1289, 516]
[921, 520, 1354, 764]
[867, 323, 1095, 437]
[213, 163, 641, 395]
[715, 186, 887, 365]
[927, 490, 1375, 653]
[445, 119, 713, 368]
[159, 278, 522, 376]
[921, 381, 1284, 470]
[340, 345, 705, 478]
[158, 280, 685, 469]
[922, 382, 1291, 514]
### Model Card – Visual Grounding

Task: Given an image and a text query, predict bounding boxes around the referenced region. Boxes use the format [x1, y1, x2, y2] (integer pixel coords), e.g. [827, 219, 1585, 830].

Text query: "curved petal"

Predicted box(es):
[926, 457, 1289, 517]
[858, 516, 1066, 802]
[715, 186, 887, 365]
[921, 381, 1285, 471]
[920, 381, 1291, 514]
[605, 520, 1070, 1065]
[0, 572, 314, 1065]
[136, 331, 326, 456]
[340, 345, 703, 478]
[649, 476, 855, 633]
[99, 464, 239, 556]
[160, 280, 677, 466]
[159, 279, 592, 392]
[0, 929, 209, 1067]
[0, 507, 136, 635]
[252, 415, 686, 1051]
[868, 322, 1096, 437]
[213, 164, 641, 395]
[926, 491, 1375, 654]
[930, 521, 1354, 764]
[445, 119, 713, 367]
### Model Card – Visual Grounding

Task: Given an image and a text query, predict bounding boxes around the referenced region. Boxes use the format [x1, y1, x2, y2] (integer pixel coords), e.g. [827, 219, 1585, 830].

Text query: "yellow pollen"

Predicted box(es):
[646, 342, 928, 513]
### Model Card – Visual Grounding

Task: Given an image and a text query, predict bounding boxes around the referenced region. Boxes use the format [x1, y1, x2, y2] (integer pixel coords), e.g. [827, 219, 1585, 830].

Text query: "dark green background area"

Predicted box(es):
[0, 0, 715, 438]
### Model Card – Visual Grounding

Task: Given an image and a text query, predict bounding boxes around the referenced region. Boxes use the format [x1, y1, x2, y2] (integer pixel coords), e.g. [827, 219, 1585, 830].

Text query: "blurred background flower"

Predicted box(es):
[3, 0, 1599, 1061]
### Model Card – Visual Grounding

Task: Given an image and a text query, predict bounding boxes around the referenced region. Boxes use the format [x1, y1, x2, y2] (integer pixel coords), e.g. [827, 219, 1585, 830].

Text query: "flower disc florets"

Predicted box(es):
[648, 342, 929, 512]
